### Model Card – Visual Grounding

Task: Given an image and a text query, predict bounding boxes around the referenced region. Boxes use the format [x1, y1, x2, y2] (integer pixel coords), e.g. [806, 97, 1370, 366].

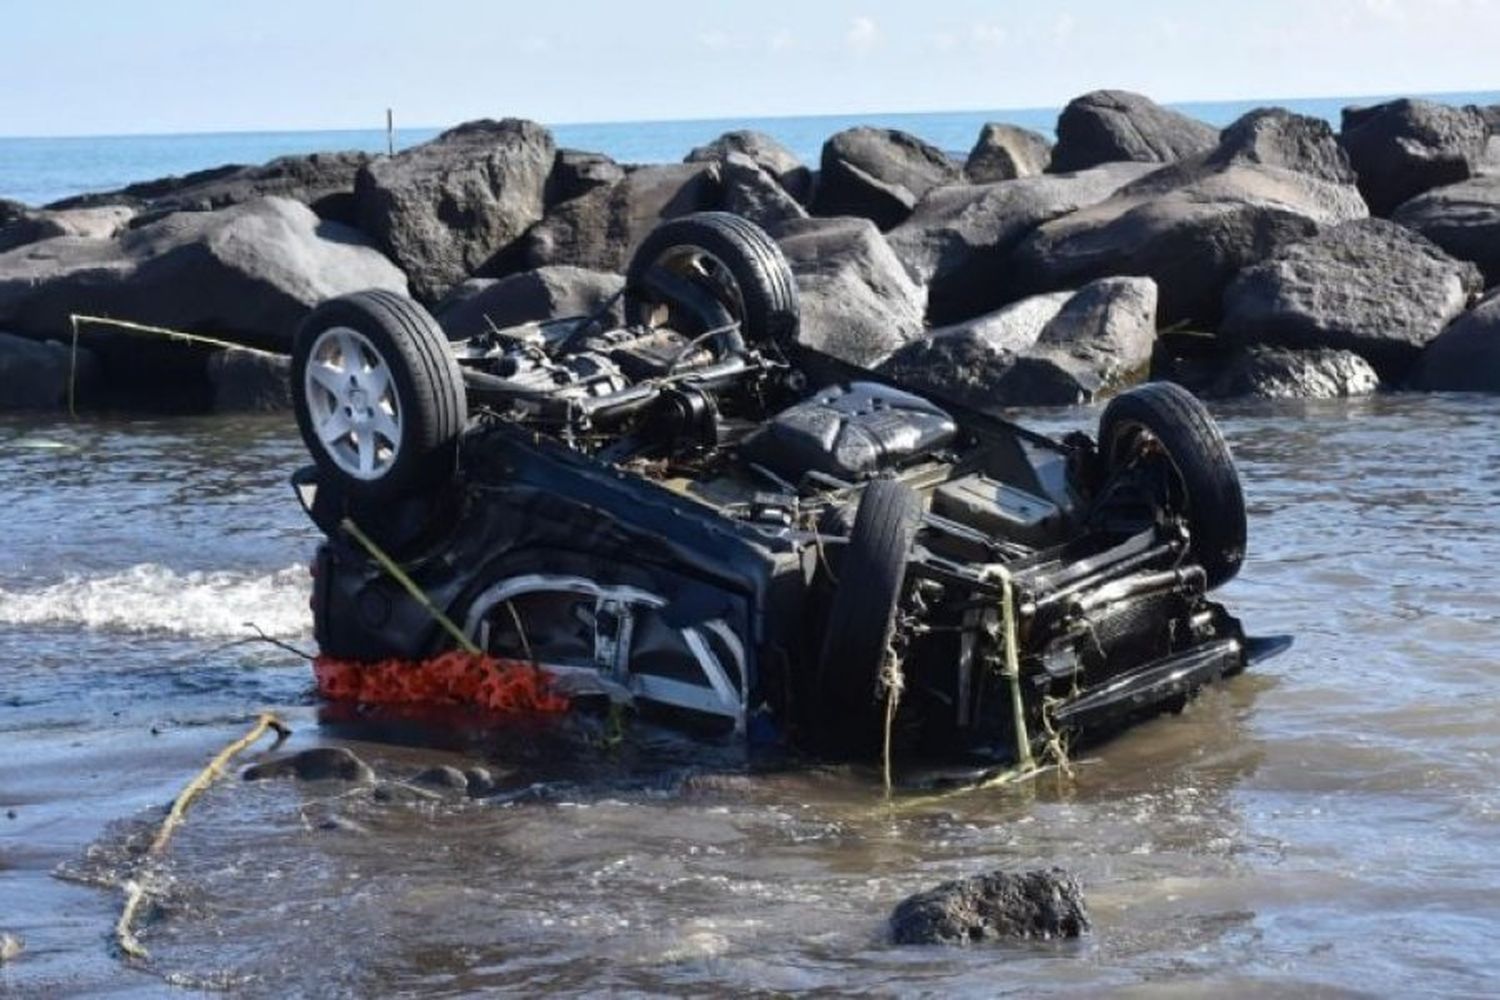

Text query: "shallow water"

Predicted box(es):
[1, 396, 1498, 996]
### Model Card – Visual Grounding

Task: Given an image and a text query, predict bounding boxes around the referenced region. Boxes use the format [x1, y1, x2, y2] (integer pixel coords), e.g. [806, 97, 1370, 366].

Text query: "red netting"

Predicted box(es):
[312, 651, 570, 715]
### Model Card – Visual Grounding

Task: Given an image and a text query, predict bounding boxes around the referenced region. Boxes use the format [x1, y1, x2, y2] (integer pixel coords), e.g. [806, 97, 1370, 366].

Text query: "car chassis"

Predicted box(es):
[292, 213, 1287, 765]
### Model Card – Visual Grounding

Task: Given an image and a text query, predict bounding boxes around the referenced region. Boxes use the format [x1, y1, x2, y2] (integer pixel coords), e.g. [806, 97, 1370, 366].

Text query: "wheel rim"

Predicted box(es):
[647, 244, 746, 325]
[303, 325, 403, 481]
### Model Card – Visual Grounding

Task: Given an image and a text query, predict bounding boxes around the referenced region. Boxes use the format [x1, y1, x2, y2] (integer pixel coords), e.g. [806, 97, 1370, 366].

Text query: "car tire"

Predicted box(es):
[1099, 382, 1246, 589]
[817, 479, 924, 751]
[624, 212, 800, 347]
[292, 289, 467, 502]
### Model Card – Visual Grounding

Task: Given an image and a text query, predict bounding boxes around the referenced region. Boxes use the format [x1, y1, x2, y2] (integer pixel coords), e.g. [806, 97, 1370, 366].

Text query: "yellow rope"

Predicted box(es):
[116, 712, 290, 960]
[339, 518, 480, 655]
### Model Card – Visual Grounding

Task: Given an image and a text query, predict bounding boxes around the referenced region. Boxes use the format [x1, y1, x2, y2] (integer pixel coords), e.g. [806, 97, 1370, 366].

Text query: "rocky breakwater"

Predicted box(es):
[4, 90, 1500, 413]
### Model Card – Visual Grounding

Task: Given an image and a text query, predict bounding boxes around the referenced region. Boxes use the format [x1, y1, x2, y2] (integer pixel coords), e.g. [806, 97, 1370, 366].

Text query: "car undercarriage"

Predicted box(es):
[291, 212, 1288, 767]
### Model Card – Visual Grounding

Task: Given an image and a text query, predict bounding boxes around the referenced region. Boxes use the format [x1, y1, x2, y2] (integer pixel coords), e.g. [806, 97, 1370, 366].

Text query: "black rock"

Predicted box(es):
[1006, 109, 1369, 328]
[47, 152, 372, 226]
[242, 746, 375, 783]
[1049, 90, 1218, 173]
[434, 266, 624, 340]
[719, 152, 810, 229]
[1414, 292, 1500, 391]
[772, 216, 926, 366]
[0, 332, 99, 410]
[964, 123, 1053, 183]
[813, 127, 961, 230]
[886, 163, 1153, 323]
[1207, 345, 1381, 399]
[879, 277, 1157, 407]
[547, 148, 626, 207]
[687, 129, 813, 204]
[1339, 99, 1489, 216]
[524, 163, 723, 272]
[1391, 174, 1500, 286]
[206, 348, 291, 412]
[411, 765, 472, 791]
[1221, 218, 1481, 376]
[355, 119, 555, 302]
[0, 197, 406, 351]
[890, 868, 1090, 945]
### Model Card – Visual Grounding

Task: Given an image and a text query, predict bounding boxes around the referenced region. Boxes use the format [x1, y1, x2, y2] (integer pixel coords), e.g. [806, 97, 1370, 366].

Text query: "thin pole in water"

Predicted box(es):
[386, 108, 394, 156]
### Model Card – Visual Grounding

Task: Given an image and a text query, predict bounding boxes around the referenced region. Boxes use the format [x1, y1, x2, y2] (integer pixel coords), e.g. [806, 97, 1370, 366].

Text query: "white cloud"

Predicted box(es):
[846, 16, 879, 52]
[698, 30, 730, 51]
[971, 22, 1007, 50]
[521, 35, 550, 53]
[928, 31, 958, 53]
[768, 29, 796, 53]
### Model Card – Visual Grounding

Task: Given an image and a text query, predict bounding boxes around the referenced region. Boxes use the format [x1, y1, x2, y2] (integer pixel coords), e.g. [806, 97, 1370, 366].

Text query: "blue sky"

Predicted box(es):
[1, 0, 1497, 135]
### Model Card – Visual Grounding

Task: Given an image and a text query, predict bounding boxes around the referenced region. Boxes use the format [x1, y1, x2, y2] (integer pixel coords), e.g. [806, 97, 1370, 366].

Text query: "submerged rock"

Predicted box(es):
[0, 332, 99, 410]
[372, 780, 443, 805]
[1049, 90, 1218, 173]
[1414, 292, 1500, 392]
[1208, 346, 1381, 399]
[355, 119, 556, 302]
[1339, 99, 1489, 215]
[242, 747, 375, 784]
[411, 765, 471, 792]
[207, 349, 291, 412]
[890, 868, 1089, 945]
[1221, 218, 1481, 376]
[965, 123, 1052, 182]
[813, 127, 961, 230]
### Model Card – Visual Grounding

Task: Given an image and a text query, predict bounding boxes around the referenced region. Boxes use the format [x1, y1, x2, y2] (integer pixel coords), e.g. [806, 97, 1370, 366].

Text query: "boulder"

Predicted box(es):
[1391, 175, 1500, 286]
[1049, 90, 1218, 173]
[686, 129, 813, 203]
[1414, 292, 1500, 391]
[812, 128, 961, 230]
[1181, 107, 1358, 187]
[434, 265, 624, 340]
[772, 216, 926, 366]
[524, 163, 723, 272]
[1339, 99, 1489, 216]
[0, 197, 407, 351]
[964, 123, 1053, 182]
[720, 152, 809, 229]
[879, 277, 1157, 407]
[207, 348, 291, 412]
[1221, 218, 1481, 376]
[47, 152, 372, 225]
[242, 746, 374, 783]
[886, 162, 1155, 323]
[547, 148, 626, 206]
[355, 119, 555, 302]
[0, 204, 136, 253]
[890, 868, 1090, 945]
[0, 332, 100, 410]
[1207, 346, 1381, 399]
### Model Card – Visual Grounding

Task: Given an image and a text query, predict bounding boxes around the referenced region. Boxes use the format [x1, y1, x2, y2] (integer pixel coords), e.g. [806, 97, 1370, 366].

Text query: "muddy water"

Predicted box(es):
[1, 396, 1497, 997]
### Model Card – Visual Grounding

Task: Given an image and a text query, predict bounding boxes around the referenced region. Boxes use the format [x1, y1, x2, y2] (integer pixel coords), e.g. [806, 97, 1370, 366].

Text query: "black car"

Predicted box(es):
[290, 212, 1286, 766]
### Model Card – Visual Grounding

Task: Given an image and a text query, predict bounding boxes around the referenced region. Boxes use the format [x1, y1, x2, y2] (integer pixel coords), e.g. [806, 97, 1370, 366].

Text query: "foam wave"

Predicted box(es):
[0, 563, 311, 638]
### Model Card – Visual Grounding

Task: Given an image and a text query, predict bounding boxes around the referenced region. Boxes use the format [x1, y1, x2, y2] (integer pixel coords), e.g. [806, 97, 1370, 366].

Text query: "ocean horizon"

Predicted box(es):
[4, 88, 1499, 207]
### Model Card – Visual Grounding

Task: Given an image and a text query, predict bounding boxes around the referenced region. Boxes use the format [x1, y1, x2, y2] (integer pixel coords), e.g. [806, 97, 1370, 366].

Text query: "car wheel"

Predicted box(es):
[817, 479, 923, 751]
[292, 289, 467, 501]
[624, 212, 800, 347]
[1098, 382, 1246, 589]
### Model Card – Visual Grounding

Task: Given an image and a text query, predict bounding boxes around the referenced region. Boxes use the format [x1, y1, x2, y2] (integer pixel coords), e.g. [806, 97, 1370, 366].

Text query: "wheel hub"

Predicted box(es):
[303, 326, 403, 480]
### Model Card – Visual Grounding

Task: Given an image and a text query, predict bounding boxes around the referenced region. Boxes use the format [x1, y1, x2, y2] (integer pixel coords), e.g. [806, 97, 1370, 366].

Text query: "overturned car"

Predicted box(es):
[291, 212, 1286, 765]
